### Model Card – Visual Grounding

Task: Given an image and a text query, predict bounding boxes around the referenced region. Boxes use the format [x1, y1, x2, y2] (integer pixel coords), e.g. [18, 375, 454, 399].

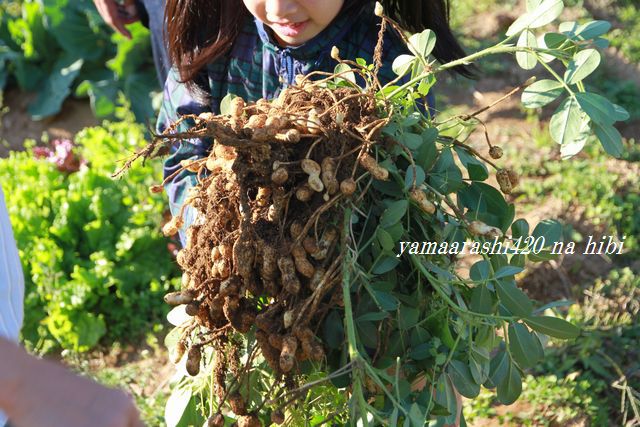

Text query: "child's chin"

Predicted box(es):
[272, 26, 319, 47]
[274, 34, 311, 47]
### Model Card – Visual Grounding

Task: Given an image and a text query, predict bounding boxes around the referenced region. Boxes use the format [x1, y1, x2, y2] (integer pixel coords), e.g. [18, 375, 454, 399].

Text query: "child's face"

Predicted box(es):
[243, 0, 345, 47]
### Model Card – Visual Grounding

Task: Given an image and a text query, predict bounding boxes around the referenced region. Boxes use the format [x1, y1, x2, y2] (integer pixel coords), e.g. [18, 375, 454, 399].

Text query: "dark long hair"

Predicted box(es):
[165, 0, 474, 85]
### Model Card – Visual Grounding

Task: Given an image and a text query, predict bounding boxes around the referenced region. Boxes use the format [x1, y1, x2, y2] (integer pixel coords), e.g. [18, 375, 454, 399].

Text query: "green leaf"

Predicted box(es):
[508, 323, 544, 368]
[612, 103, 630, 122]
[575, 20, 611, 40]
[407, 29, 437, 58]
[372, 255, 400, 274]
[494, 266, 524, 279]
[495, 280, 533, 317]
[380, 200, 408, 228]
[357, 321, 378, 348]
[108, 24, 153, 77]
[408, 342, 432, 360]
[43, 0, 108, 61]
[417, 131, 438, 169]
[165, 386, 192, 427]
[334, 63, 356, 84]
[28, 56, 84, 119]
[167, 306, 190, 327]
[469, 346, 490, 384]
[510, 253, 526, 268]
[407, 403, 424, 427]
[532, 219, 562, 246]
[376, 227, 395, 251]
[524, 316, 580, 339]
[470, 260, 491, 282]
[487, 350, 509, 388]
[592, 37, 609, 49]
[399, 306, 420, 330]
[79, 79, 119, 118]
[458, 182, 512, 231]
[401, 132, 423, 150]
[428, 149, 464, 194]
[434, 374, 458, 425]
[470, 285, 493, 315]
[404, 165, 426, 190]
[372, 291, 400, 311]
[560, 114, 590, 159]
[593, 123, 623, 158]
[357, 311, 389, 322]
[124, 71, 160, 123]
[506, 0, 564, 36]
[418, 74, 436, 97]
[521, 79, 564, 108]
[544, 32, 570, 48]
[516, 30, 538, 70]
[392, 54, 415, 77]
[449, 360, 480, 398]
[454, 146, 488, 181]
[220, 93, 237, 116]
[511, 219, 529, 239]
[497, 359, 522, 405]
[549, 96, 582, 145]
[323, 310, 345, 349]
[575, 92, 617, 125]
[385, 222, 405, 242]
[564, 49, 601, 85]
[533, 299, 574, 314]
[536, 34, 557, 63]
[422, 127, 438, 144]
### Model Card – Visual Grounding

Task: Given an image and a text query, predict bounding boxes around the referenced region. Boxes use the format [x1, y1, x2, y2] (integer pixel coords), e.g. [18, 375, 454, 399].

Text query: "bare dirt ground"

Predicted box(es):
[0, 89, 99, 157]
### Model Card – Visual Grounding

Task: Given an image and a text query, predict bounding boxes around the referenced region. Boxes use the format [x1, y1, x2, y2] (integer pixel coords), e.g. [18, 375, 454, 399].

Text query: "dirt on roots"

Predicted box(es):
[120, 78, 392, 420]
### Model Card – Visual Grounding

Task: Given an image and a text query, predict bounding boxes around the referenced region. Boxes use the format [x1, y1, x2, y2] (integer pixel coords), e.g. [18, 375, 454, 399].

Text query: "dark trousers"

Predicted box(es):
[135, 0, 170, 87]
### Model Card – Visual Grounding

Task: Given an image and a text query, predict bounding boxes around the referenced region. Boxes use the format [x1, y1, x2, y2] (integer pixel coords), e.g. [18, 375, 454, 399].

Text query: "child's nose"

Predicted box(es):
[265, 0, 298, 19]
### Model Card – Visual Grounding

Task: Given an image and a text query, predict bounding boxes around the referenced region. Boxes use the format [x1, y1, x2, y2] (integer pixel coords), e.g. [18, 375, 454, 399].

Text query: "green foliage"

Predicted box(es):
[587, 71, 640, 122]
[0, 0, 159, 122]
[515, 137, 639, 258]
[0, 114, 180, 352]
[536, 268, 640, 424]
[609, 1, 640, 64]
[469, 268, 639, 425]
[465, 373, 608, 425]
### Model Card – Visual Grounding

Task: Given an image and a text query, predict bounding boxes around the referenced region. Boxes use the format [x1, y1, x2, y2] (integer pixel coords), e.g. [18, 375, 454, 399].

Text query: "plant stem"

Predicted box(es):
[342, 205, 370, 426]
[535, 54, 575, 96]
[410, 257, 517, 321]
[342, 207, 359, 359]
[386, 45, 521, 99]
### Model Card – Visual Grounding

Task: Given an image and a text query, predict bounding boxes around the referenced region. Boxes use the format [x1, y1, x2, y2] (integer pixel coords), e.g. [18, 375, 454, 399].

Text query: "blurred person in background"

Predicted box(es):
[92, 0, 170, 86]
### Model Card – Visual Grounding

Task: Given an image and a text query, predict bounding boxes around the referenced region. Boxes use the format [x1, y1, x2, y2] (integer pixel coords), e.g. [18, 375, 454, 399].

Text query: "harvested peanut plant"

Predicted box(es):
[117, 1, 628, 425]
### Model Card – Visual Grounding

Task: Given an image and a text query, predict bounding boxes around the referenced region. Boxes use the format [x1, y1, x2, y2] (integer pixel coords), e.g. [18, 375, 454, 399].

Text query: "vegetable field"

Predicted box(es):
[1, 0, 638, 426]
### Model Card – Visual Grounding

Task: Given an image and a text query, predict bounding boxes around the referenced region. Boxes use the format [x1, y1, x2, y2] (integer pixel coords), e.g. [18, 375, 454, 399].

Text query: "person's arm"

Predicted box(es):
[0, 337, 144, 427]
[93, 0, 139, 39]
[158, 68, 213, 246]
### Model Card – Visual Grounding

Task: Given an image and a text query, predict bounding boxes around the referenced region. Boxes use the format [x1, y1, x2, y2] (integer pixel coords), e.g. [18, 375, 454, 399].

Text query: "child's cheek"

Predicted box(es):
[301, 0, 344, 26]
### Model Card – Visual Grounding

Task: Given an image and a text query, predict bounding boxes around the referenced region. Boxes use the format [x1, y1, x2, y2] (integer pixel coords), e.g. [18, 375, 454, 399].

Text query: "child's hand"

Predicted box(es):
[93, 0, 140, 39]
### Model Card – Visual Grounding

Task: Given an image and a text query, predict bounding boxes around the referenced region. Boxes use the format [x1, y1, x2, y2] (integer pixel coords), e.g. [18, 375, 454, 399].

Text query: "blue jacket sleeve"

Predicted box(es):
[157, 68, 212, 246]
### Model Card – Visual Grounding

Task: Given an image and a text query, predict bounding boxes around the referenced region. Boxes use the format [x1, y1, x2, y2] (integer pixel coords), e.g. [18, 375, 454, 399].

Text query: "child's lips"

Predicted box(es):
[271, 20, 310, 37]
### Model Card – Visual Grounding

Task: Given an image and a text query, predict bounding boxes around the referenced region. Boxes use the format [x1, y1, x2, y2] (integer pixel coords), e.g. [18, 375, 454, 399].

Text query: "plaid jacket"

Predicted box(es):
[158, 3, 435, 245]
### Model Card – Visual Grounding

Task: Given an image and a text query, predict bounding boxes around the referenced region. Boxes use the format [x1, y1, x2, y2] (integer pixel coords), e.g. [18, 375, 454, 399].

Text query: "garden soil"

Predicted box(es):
[0, 88, 99, 158]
